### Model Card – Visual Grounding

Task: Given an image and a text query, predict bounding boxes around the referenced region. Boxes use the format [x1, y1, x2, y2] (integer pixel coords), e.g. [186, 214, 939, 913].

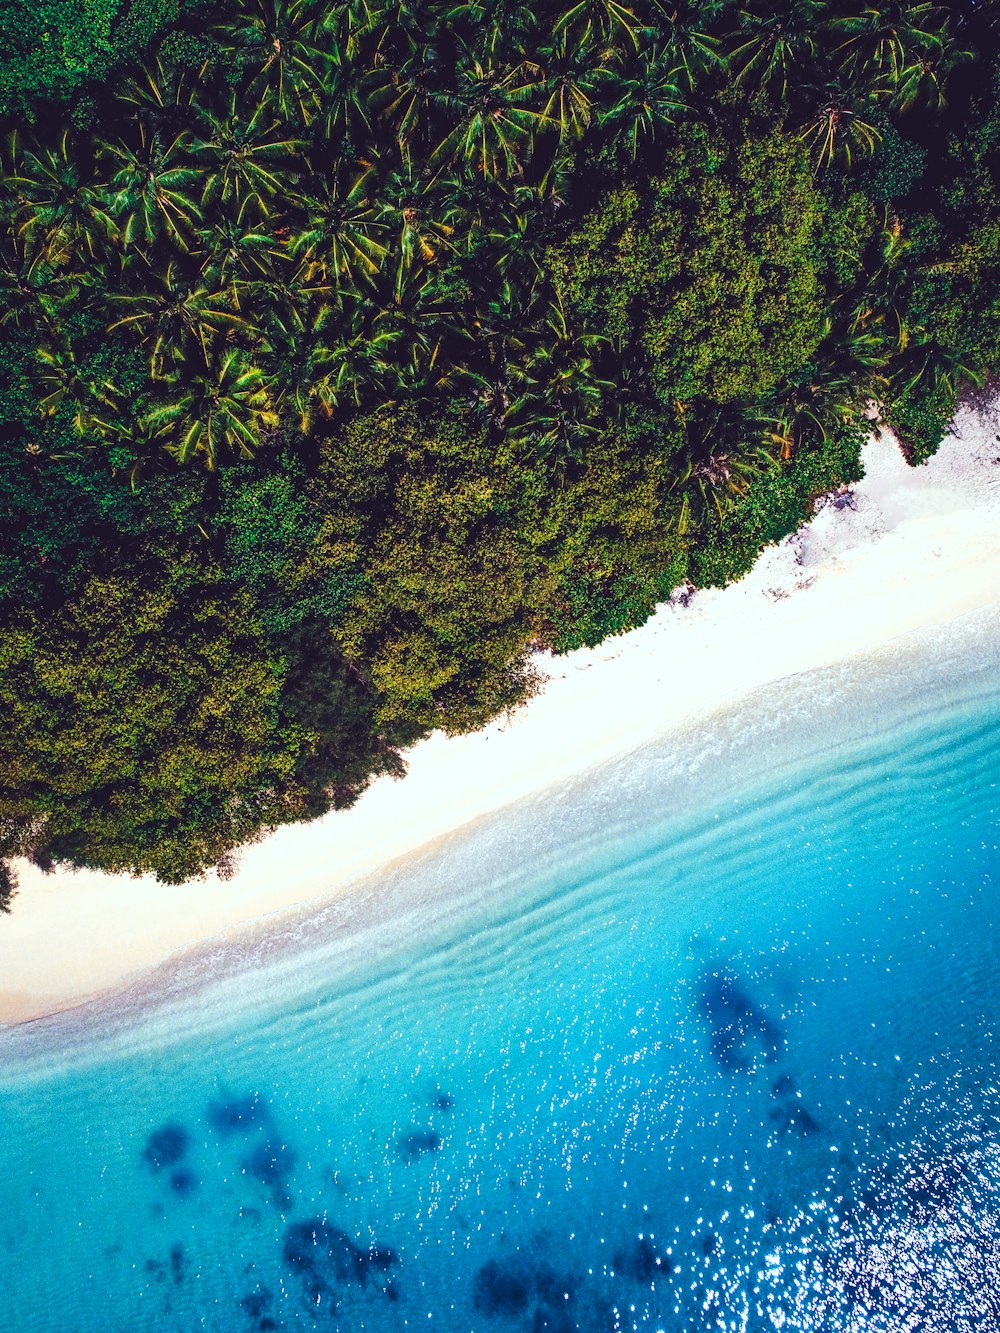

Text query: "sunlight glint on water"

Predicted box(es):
[1, 642, 999, 1332]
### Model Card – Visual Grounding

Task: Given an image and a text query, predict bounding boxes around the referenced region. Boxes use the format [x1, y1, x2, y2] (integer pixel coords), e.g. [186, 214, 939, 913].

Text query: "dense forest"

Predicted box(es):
[1, 0, 998, 902]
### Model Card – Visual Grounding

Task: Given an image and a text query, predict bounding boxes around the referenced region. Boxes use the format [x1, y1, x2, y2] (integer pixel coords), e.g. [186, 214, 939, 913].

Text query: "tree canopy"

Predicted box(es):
[1, 0, 998, 893]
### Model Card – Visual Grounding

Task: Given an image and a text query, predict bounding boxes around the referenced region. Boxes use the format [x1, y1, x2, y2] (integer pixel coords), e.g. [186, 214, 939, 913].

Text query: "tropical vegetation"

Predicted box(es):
[2, 0, 999, 903]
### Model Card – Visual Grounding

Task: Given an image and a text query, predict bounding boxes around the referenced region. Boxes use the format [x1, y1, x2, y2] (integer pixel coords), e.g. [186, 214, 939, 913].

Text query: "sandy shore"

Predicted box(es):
[2, 402, 1000, 1026]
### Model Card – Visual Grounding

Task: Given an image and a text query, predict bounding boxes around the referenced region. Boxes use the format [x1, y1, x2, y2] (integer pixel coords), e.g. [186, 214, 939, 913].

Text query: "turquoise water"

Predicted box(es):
[1, 632, 999, 1332]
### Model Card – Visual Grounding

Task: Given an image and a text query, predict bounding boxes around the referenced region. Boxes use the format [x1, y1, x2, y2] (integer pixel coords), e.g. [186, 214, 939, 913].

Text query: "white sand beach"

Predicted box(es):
[3, 402, 1000, 1026]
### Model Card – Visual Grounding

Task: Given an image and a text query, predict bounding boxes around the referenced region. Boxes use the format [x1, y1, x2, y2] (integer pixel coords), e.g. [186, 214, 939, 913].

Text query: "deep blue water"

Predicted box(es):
[1, 639, 999, 1332]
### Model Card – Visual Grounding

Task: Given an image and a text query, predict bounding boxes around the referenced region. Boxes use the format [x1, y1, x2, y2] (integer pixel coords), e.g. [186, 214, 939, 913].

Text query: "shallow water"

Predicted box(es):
[1, 631, 999, 1332]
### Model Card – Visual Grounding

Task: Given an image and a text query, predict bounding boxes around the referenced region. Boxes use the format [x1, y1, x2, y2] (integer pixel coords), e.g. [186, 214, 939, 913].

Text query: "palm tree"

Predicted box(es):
[889, 38, 972, 113]
[376, 161, 458, 266]
[192, 94, 302, 217]
[505, 296, 615, 461]
[34, 337, 123, 437]
[432, 49, 552, 178]
[100, 124, 202, 253]
[254, 263, 338, 354]
[311, 40, 376, 142]
[485, 198, 543, 276]
[796, 81, 884, 168]
[360, 256, 460, 360]
[829, 3, 947, 81]
[317, 0, 388, 59]
[267, 303, 362, 431]
[647, 1, 723, 90]
[725, 0, 825, 102]
[759, 322, 888, 458]
[10, 130, 118, 267]
[537, 28, 609, 145]
[0, 223, 84, 331]
[554, 0, 640, 50]
[114, 55, 204, 127]
[368, 36, 446, 156]
[218, 0, 330, 128]
[145, 348, 279, 467]
[830, 2, 973, 112]
[107, 259, 252, 375]
[197, 210, 289, 290]
[289, 164, 389, 287]
[308, 320, 403, 417]
[445, 0, 537, 62]
[670, 403, 780, 531]
[851, 209, 913, 359]
[598, 44, 688, 157]
[892, 339, 983, 406]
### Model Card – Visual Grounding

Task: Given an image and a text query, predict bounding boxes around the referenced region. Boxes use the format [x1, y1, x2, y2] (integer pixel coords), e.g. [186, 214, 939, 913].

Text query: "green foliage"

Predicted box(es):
[0, 0, 179, 114]
[860, 121, 927, 203]
[549, 126, 829, 405]
[0, 558, 294, 880]
[0, 552, 406, 881]
[0, 0, 997, 883]
[691, 425, 866, 587]
[309, 404, 540, 734]
[884, 369, 960, 465]
[0, 855, 15, 911]
[525, 409, 691, 650]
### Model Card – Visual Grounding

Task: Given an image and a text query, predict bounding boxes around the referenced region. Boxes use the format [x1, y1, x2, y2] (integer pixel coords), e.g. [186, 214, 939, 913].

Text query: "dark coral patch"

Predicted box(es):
[474, 1255, 576, 1323]
[239, 1287, 272, 1320]
[613, 1236, 672, 1282]
[244, 1141, 297, 1189]
[169, 1168, 198, 1197]
[769, 1101, 822, 1137]
[432, 1091, 455, 1112]
[170, 1244, 186, 1285]
[142, 1123, 189, 1172]
[397, 1129, 441, 1161]
[283, 1218, 397, 1311]
[208, 1093, 270, 1137]
[699, 967, 785, 1071]
[768, 1073, 821, 1138]
[532, 1308, 575, 1333]
[532, 1263, 575, 1307]
[474, 1260, 530, 1317]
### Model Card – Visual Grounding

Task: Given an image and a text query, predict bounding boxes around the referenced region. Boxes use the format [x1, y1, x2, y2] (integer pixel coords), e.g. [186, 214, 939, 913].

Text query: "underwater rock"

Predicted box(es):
[169, 1168, 198, 1197]
[768, 1073, 821, 1137]
[169, 1244, 186, 1285]
[699, 968, 785, 1070]
[612, 1236, 672, 1282]
[432, 1091, 455, 1112]
[208, 1093, 270, 1136]
[142, 1123, 189, 1172]
[283, 1218, 397, 1309]
[397, 1129, 441, 1161]
[239, 1287, 272, 1319]
[473, 1260, 530, 1317]
[473, 1256, 576, 1322]
[244, 1140, 297, 1189]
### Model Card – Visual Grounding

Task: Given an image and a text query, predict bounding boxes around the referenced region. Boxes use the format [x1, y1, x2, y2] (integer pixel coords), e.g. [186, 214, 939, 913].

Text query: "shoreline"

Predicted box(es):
[3, 402, 1000, 1028]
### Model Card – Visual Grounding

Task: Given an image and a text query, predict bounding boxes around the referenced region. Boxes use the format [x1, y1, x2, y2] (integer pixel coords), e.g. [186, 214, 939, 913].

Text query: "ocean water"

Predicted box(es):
[1, 618, 999, 1332]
